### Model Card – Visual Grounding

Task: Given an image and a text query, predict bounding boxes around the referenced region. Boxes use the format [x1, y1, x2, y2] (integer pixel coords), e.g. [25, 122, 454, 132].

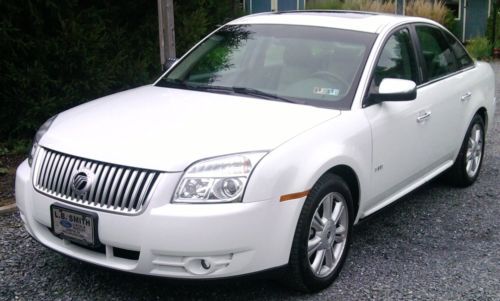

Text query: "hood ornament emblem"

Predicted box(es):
[71, 168, 93, 196]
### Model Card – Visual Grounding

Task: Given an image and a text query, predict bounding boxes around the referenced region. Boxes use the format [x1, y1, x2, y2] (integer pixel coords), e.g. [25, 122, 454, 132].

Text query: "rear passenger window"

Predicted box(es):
[416, 26, 458, 81]
[442, 30, 474, 69]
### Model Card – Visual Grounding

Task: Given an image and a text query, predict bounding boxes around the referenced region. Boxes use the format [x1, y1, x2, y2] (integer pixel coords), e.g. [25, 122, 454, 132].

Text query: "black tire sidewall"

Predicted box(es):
[291, 174, 354, 292]
[458, 115, 485, 185]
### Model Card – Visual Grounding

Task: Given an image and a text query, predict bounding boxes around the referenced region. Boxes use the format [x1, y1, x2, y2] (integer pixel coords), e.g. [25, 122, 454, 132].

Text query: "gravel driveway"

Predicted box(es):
[1, 64, 499, 301]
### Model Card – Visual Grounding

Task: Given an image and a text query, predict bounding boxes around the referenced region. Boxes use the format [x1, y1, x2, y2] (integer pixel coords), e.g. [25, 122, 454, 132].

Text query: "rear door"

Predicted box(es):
[363, 24, 476, 213]
[413, 24, 474, 165]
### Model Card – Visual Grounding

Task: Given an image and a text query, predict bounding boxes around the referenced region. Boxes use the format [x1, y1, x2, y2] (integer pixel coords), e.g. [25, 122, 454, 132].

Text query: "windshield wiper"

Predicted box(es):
[157, 80, 235, 94]
[193, 85, 235, 94]
[231, 87, 298, 104]
[156, 78, 188, 88]
[158, 81, 298, 104]
[178, 85, 297, 104]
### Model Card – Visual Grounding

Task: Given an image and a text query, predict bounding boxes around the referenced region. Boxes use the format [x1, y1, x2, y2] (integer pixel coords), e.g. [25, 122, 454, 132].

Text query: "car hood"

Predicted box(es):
[40, 86, 341, 171]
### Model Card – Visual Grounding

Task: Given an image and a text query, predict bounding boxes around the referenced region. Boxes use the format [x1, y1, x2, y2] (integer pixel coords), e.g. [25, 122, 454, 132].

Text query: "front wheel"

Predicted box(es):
[286, 174, 353, 292]
[446, 114, 485, 187]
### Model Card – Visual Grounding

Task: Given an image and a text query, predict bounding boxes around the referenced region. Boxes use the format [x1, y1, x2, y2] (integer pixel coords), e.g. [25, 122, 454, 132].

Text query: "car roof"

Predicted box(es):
[228, 10, 436, 34]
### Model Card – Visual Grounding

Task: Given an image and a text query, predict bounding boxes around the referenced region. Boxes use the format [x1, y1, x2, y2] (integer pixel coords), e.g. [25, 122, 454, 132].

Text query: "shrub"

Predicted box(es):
[343, 0, 394, 13]
[306, 0, 454, 31]
[306, 0, 345, 9]
[0, 0, 160, 142]
[0, 1, 240, 144]
[174, 0, 241, 55]
[307, 0, 394, 12]
[405, 0, 447, 25]
[466, 37, 492, 60]
[486, 8, 500, 48]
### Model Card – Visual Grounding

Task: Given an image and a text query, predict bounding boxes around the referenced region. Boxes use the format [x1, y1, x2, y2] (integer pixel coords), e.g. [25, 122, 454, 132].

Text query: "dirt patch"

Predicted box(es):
[0, 154, 25, 207]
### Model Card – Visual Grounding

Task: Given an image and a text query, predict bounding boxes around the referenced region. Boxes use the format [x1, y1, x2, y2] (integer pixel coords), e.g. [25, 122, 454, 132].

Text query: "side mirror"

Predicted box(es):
[162, 57, 178, 71]
[370, 78, 417, 102]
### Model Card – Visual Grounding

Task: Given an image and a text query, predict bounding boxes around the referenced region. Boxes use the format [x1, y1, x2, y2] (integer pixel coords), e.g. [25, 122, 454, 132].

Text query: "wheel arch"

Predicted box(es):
[476, 107, 488, 132]
[323, 165, 360, 219]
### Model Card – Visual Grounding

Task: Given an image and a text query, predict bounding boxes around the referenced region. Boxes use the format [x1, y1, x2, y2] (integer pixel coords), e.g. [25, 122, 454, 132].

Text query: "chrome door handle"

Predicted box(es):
[461, 92, 472, 101]
[417, 111, 432, 123]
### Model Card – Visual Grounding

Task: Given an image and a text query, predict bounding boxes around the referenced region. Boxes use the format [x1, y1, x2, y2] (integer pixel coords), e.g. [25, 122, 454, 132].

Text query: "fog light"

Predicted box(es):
[201, 259, 211, 270]
[185, 258, 215, 275]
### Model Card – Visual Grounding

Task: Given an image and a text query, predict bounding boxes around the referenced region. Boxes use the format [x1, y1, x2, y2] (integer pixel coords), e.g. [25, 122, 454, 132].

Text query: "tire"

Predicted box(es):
[286, 174, 354, 292]
[445, 114, 485, 187]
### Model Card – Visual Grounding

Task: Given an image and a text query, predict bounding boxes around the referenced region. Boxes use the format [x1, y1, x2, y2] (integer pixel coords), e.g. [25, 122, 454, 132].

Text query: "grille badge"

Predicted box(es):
[71, 169, 93, 196]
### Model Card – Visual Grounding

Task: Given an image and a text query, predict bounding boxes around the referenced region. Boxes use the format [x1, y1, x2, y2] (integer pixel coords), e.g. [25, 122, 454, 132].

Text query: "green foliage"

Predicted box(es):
[0, 0, 160, 143]
[307, 0, 455, 33]
[466, 37, 492, 60]
[486, 8, 500, 48]
[174, 0, 243, 55]
[306, 0, 344, 9]
[0, 147, 9, 156]
[443, 10, 458, 37]
[0, 139, 31, 155]
[306, 0, 393, 12]
[0, 1, 240, 145]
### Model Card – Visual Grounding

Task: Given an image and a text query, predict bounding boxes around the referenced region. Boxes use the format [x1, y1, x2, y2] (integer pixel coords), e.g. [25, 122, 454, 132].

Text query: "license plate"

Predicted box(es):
[50, 204, 99, 247]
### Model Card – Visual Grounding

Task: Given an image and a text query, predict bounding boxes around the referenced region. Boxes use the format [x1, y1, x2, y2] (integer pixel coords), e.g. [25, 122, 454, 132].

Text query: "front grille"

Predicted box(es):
[33, 148, 160, 214]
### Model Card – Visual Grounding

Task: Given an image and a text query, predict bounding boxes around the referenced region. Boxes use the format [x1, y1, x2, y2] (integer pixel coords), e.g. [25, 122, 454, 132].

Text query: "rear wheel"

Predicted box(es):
[286, 174, 353, 292]
[446, 114, 485, 187]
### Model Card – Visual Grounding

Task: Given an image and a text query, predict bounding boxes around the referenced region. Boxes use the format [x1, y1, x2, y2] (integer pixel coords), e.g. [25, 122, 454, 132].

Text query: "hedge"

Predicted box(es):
[0, 0, 238, 145]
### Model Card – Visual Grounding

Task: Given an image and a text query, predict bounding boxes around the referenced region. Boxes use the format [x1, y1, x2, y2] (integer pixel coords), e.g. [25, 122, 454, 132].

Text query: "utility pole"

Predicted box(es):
[158, 0, 176, 71]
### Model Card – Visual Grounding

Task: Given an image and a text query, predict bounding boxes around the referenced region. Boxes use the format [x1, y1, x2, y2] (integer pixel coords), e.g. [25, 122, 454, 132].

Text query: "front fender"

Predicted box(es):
[244, 110, 372, 223]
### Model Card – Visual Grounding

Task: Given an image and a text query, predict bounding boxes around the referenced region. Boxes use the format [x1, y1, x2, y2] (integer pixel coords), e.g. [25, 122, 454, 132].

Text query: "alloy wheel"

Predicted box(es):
[307, 192, 349, 278]
[465, 123, 483, 178]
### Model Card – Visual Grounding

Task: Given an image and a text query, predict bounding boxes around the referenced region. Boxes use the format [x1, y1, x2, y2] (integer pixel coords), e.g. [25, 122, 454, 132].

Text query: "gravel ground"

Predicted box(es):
[0, 155, 24, 207]
[1, 64, 499, 301]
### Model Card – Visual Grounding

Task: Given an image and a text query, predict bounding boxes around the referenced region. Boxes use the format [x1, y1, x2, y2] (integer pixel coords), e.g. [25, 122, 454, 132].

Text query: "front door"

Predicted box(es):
[363, 27, 429, 211]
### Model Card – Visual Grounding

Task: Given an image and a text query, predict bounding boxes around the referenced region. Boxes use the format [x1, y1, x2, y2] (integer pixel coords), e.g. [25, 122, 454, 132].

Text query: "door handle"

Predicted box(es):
[461, 92, 472, 101]
[417, 111, 432, 123]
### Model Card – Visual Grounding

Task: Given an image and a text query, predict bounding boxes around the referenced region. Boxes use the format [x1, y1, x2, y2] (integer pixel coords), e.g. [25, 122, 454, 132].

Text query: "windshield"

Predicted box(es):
[156, 24, 376, 109]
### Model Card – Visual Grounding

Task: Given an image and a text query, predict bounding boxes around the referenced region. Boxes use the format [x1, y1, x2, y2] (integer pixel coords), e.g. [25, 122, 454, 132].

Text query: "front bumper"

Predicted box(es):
[15, 159, 304, 278]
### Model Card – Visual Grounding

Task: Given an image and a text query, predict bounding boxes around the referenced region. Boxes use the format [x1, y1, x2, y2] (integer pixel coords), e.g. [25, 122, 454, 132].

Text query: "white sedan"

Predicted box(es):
[16, 11, 495, 292]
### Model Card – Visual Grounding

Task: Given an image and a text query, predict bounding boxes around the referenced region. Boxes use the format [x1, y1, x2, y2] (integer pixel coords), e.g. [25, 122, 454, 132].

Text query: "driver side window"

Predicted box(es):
[372, 28, 418, 88]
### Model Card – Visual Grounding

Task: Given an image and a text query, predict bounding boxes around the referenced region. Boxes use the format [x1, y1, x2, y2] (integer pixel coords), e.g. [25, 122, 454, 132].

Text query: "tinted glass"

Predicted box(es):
[372, 28, 418, 87]
[157, 24, 377, 109]
[416, 26, 459, 81]
[442, 30, 474, 68]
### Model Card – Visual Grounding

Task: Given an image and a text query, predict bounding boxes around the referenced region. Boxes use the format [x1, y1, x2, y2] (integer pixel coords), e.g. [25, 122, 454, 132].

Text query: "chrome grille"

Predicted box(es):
[33, 148, 160, 214]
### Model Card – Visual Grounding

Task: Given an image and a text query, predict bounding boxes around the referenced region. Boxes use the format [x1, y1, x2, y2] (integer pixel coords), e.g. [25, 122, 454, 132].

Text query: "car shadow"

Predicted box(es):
[44, 175, 482, 300]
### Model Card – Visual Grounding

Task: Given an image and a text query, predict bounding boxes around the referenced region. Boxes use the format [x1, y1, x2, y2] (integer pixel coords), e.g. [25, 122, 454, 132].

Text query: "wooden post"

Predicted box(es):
[158, 0, 176, 70]
[395, 0, 404, 15]
[492, 0, 498, 56]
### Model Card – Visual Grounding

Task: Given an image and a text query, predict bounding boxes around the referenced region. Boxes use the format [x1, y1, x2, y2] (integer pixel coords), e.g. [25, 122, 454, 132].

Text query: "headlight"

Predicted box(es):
[28, 115, 57, 167]
[173, 152, 267, 203]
